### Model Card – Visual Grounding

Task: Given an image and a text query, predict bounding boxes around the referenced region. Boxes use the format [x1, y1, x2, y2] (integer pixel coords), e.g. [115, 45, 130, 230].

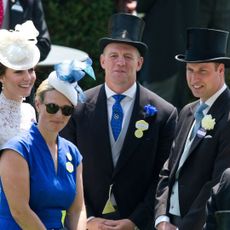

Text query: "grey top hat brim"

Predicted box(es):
[99, 37, 148, 56]
[175, 54, 230, 68]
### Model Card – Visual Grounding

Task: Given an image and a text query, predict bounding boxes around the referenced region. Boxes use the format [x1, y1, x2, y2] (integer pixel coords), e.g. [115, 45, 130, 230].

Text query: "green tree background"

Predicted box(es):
[40, 1, 230, 95]
[40, 0, 114, 89]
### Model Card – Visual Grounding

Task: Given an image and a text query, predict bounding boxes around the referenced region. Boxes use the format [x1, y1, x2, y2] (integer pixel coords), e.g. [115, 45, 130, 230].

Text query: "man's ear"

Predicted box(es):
[34, 99, 41, 114]
[100, 54, 106, 70]
[137, 56, 144, 72]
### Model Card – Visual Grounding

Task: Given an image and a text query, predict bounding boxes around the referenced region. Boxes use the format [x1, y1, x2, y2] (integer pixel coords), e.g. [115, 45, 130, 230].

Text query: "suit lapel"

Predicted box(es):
[171, 104, 196, 175]
[88, 85, 114, 170]
[190, 89, 230, 152]
[179, 105, 195, 152]
[179, 88, 230, 167]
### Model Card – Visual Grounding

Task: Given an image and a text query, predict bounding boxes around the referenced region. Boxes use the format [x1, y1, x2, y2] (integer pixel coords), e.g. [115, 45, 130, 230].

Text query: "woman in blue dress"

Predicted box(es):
[0, 58, 95, 229]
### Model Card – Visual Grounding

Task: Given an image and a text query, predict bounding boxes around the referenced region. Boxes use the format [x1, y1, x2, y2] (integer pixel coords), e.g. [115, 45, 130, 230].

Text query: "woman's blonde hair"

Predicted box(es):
[35, 79, 55, 103]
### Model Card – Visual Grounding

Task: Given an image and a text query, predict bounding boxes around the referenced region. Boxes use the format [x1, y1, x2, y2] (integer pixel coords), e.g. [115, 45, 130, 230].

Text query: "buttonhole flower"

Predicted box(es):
[144, 104, 158, 118]
[201, 114, 216, 131]
[135, 105, 157, 138]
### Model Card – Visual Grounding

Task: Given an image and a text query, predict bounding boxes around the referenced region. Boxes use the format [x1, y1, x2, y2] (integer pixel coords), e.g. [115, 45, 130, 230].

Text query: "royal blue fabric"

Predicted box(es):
[0, 123, 82, 229]
[110, 94, 125, 141]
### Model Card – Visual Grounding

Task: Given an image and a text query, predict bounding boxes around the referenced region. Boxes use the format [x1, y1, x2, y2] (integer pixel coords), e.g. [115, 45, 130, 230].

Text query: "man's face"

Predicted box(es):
[100, 42, 143, 92]
[186, 62, 225, 101]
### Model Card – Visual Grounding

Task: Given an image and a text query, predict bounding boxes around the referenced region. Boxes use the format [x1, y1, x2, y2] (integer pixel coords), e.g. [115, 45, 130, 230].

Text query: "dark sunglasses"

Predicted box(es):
[44, 103, 74, 116]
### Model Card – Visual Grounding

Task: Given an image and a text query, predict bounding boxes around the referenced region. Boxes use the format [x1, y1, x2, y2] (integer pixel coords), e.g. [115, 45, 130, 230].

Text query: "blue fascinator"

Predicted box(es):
[48, 57, 95, 106]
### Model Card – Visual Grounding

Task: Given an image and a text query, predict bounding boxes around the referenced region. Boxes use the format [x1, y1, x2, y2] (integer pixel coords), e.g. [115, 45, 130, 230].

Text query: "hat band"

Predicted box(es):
[185, 50, 227, 61]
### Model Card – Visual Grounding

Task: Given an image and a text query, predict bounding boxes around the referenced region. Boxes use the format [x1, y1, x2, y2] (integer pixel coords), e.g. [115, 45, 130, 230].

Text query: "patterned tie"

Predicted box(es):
[111, 94, 125, 141]
[190, 103, 208, 140]
[0, 0, 3, 28]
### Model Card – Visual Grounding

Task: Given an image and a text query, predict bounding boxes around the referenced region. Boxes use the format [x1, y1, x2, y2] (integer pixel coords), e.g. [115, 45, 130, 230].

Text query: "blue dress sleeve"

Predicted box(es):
[0, 133, 31, 161]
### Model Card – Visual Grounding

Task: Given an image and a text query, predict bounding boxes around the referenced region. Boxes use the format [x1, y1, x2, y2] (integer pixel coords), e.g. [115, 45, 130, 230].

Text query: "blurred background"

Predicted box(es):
[39, 0, 230, 107]
[39, 0, 114, 90]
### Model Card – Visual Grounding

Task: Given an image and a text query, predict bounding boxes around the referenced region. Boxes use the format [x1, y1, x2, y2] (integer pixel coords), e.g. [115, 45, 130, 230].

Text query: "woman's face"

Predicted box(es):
[36, 90, 74, 134]
[0, 67, 36, 101]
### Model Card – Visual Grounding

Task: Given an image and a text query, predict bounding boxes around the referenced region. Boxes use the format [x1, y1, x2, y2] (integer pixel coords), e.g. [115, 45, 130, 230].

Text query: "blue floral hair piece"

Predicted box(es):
[54, 57, 96, 103]
[144, 104, 158, 118]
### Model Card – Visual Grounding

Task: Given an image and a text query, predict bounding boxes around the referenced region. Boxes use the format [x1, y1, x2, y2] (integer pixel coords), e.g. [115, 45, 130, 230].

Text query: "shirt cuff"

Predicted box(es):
[87, 216, 95, 222]
[155, 215, 170, 228]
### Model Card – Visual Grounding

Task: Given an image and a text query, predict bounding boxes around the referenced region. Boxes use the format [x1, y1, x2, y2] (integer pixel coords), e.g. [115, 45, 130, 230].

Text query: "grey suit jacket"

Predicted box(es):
[155, 88, 230, 230]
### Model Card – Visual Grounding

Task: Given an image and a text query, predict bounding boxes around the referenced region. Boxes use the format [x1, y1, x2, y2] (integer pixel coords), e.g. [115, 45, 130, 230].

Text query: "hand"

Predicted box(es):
[100, 218, 136, 230]
[156, 221, 177, 230]
[87, 217, 107, 230]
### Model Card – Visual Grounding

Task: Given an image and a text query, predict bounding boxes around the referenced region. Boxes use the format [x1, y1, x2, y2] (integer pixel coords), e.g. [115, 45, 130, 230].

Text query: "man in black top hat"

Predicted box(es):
[61, 13, 177, 230]
[155, 28, 230, 230]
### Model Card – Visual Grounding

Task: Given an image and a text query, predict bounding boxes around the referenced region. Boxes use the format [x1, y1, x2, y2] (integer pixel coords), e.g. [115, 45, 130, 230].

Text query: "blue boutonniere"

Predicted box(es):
[135, 104, 158, 138]
[144, 104, 158, 118]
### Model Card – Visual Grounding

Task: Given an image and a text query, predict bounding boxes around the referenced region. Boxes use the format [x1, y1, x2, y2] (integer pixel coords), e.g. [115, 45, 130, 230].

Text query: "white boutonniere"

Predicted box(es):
[201, 114, 216, 131]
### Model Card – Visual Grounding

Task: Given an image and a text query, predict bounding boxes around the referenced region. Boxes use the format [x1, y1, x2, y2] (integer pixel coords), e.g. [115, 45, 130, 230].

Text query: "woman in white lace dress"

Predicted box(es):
[0, 21, 40, 147]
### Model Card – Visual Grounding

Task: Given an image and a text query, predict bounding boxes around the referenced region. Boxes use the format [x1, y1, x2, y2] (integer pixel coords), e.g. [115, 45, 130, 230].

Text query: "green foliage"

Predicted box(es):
[42, 0, 114, 89]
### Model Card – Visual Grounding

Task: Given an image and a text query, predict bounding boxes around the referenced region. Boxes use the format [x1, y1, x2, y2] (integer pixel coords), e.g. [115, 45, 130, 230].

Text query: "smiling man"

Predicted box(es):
[154, 28, 230, 230]
[61, 13, 178, 230]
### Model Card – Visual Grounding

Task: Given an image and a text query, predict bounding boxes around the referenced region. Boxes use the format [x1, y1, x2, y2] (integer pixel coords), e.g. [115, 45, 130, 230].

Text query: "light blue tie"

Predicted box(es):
[190, 103, 208, 140]
[111, 94, 125, 141]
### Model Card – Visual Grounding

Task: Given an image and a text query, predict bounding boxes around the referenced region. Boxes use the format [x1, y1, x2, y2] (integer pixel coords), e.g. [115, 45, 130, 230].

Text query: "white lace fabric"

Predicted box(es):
[0, 93, 36, 148]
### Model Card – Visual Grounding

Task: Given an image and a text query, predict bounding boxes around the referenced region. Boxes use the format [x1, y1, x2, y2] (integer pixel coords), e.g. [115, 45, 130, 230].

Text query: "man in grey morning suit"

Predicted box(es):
[155, 28, 230, 230]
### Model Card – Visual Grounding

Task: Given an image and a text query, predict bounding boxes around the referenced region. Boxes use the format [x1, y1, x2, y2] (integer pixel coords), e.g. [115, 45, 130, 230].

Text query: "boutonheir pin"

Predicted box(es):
[135, 104, 157, 138]
[201, 114, 216, 131]
[197, 114, 216, 138]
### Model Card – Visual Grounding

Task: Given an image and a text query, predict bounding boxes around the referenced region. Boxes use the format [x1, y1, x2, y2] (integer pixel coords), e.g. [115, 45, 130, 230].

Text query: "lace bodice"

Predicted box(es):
[0, 93, 36, 148]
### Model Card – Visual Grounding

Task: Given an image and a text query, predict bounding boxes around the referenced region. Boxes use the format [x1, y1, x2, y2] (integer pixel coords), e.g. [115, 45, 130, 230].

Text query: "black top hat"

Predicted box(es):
[175, 28, 230, 67]
[98, 13, 148, 56]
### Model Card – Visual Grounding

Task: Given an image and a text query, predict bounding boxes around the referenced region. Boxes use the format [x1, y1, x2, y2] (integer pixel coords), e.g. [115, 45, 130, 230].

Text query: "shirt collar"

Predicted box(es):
[200, 84, 227, 110]
[105, 82, 137, 100]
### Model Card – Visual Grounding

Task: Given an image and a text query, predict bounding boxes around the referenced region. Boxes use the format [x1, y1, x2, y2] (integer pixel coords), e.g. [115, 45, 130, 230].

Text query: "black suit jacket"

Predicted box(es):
[204, 168, 230, 230]
[155, 88, 230, 230]
[9, 0, 51, 61]
[61, 83, 177, 230]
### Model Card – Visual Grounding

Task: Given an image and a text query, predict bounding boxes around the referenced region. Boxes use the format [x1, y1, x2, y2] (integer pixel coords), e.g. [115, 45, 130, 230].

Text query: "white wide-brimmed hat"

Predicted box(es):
[0, 20, 40, 70]
[48, 58, 96, 106]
